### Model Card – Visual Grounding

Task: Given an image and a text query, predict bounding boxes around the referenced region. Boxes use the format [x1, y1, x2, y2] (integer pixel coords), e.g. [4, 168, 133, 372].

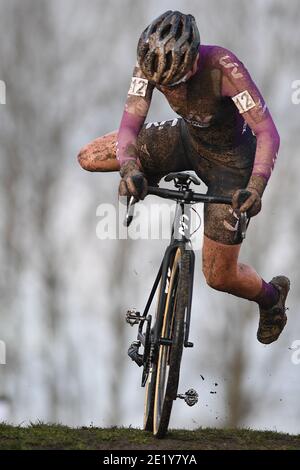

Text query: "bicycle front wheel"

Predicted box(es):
[153, 248, 191, 438]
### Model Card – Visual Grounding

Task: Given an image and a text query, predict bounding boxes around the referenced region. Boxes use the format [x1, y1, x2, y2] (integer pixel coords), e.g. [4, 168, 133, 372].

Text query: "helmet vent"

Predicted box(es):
[175, 20, 183, 40]
[152, 54, 159, 73]
[160, 24, 171, 39]
[187, 29, 193, 44]
[166, 51, 173, 71]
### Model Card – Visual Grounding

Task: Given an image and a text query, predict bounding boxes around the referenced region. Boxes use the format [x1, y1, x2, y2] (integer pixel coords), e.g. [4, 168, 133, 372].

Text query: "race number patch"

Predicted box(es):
[128, 77, 148, 97]
[232, 90, 256, 114]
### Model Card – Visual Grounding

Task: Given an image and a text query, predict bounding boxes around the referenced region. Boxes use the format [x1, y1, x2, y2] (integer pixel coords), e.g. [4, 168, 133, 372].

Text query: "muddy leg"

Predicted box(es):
[202, 236, 262, 300]
[77, 131, 120, 172]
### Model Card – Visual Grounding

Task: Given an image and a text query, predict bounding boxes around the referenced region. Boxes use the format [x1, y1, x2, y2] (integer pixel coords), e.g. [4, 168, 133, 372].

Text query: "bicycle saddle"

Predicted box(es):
[164, 172, 201, 186]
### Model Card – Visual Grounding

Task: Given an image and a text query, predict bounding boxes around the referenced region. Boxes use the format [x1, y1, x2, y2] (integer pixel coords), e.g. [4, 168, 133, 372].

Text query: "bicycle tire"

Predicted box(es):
[143, 361, 157, 431]
[143, 250, 177, 432]
[143, 277, 164, 431]
[153, 248, 191, 438]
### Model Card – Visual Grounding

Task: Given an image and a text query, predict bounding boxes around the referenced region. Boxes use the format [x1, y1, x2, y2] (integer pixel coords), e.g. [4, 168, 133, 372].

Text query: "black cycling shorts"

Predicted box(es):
[137, 118, 256, 245]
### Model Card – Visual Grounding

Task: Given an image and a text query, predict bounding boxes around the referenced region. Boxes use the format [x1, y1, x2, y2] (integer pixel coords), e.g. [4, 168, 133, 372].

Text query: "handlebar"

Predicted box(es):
[124, 186, 251, 241]
[147, 186, 232, 205]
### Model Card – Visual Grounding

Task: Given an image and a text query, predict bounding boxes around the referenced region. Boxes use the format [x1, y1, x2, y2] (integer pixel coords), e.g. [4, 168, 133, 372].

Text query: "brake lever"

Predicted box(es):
[234, 190, 251, 241]
[124, 196, 136, 227]
[239, 212, 249, 240]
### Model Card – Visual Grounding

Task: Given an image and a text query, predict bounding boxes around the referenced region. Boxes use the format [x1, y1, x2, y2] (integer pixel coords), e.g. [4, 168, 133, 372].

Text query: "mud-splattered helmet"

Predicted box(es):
[137, 10, 200, 86]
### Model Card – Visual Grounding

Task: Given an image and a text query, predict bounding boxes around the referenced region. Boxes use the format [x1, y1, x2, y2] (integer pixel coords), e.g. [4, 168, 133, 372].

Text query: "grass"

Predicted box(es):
[0, 423, 299, 450]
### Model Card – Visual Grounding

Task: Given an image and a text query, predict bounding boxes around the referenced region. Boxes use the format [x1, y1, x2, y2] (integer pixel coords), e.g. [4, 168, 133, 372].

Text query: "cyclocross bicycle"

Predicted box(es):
[125, 171, 249, 438]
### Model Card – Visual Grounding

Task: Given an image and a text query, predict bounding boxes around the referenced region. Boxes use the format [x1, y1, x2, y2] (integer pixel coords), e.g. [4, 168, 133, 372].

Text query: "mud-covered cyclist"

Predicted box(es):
[78, 11, 290, 344]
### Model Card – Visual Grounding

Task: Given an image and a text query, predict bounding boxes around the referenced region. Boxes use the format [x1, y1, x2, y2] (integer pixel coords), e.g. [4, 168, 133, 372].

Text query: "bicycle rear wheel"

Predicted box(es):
[153, 248, 191, 438]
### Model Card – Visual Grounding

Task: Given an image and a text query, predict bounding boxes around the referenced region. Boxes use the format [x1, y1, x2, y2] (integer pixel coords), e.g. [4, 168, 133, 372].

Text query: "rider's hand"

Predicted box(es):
[119, 160, 148, 200]
[232, 175, 267, 218]
[232, 188, 261, 217]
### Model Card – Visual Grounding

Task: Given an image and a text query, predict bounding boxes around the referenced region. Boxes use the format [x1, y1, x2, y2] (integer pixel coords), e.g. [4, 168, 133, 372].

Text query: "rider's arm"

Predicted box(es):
[219, 49, 280, 196]
[117, 64, 155, 166]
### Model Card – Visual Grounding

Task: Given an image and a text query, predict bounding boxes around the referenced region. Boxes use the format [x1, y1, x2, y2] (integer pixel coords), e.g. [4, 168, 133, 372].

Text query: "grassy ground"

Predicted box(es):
[0, 424, 299, 450]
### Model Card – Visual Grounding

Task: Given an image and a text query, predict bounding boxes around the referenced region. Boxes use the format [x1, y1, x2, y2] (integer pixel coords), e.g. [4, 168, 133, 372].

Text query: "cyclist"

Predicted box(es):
[78, 10, 290, 344]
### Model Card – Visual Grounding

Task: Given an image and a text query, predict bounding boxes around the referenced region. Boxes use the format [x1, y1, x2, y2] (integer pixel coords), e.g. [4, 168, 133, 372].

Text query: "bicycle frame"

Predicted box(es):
[125, 172, 252, 435]
[126, 173, 250, 386]
[131, 195, 196, 365]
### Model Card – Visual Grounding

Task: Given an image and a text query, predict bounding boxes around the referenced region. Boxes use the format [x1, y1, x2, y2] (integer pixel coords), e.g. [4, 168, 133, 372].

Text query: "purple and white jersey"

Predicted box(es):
[117, 45, 280, 183]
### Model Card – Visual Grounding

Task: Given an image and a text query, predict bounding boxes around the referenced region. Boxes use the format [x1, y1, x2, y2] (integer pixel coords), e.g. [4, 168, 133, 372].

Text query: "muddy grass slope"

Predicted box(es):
[0, 424, 299, 450]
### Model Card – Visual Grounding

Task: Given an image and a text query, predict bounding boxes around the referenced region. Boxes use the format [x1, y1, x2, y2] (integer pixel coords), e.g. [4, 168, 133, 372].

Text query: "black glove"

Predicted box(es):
[119, 160, 148, 200]
[232, 175, 267, 218]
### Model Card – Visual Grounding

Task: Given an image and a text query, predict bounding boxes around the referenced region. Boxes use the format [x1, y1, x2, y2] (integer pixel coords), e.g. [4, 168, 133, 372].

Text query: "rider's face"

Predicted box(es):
[184, 53, 200, 81]
[167, 53, 200, 87]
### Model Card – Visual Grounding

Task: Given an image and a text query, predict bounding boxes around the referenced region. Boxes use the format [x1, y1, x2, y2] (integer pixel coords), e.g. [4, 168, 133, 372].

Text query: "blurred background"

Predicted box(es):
[0, 0, 299, 433]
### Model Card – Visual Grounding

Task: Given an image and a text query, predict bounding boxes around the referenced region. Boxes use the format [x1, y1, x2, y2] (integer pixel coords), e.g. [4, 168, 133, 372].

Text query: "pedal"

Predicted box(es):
[177, 389, 198, 407]
[128, 341, 143, 367]
[125, 309, 142, 326]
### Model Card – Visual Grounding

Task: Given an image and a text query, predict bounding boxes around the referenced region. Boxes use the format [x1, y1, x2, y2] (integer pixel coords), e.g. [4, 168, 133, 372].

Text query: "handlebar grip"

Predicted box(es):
[131, 174, 145, 194]
[236, 189, 252, 209]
